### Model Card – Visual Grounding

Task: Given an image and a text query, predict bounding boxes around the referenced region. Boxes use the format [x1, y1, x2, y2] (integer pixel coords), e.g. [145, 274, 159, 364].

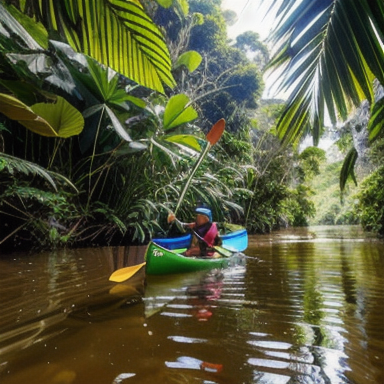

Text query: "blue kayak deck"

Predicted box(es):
[153, 228, 248, 252]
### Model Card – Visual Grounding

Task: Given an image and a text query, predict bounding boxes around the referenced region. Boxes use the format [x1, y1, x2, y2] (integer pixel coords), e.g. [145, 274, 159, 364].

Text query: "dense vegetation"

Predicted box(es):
[0, 0, 383, 252]
[263, 0, 384, 235]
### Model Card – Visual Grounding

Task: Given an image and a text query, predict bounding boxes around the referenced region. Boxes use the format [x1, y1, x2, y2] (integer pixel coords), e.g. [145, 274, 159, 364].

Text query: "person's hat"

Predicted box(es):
[195, 207, 212, 222]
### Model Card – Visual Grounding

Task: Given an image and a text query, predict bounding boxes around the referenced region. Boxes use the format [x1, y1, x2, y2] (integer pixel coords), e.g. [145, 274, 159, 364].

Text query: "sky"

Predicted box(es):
[221, 0, 276, 41]
[221, 0, 334, 150]
[221, 0, 285, 99]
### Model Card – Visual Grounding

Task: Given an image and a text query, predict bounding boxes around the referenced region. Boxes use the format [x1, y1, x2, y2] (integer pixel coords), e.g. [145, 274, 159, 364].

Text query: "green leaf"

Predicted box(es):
[14, 0, 177, 93]
[178, 0, 189, 16]
[115, 141, 147, 156]
[0, 94, 83, 138]
[368, 97, 384, 142]
[340, 147, 358, 191]
[30, 96, 84, 138]
[174, 51, 202, 73]
[264, 0, 384, 146]
[164, 134, 202, 151]
[69, 57, 147, 110]
[0, 3, 46, 50]
[156, 0, 173, 8]
[0, 153, 78, 192]
[105, 105, 132, 142]
[83, 105, 104, 119]
[163, 94, 198, 130]
[0, 93, 58, 137]
[0, 153, 57, 190]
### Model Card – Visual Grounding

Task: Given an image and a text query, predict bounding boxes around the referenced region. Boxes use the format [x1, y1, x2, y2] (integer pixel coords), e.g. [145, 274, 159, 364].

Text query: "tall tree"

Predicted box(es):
[235, 31, 269, 69]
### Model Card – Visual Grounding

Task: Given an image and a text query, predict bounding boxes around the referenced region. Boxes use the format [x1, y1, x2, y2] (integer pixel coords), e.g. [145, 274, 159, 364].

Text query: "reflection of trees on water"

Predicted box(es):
[237, 231, 384, 383]
[0, 250, 82, 359]
[340, 245, 358, 306]
[344, 243, 384, 383]
[108, 245, 147, 272]
[0, 247, 146, 362]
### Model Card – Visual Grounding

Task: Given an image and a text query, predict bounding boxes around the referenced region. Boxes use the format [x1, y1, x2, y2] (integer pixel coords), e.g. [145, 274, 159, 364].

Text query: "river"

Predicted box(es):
[0, 225, 383, 384]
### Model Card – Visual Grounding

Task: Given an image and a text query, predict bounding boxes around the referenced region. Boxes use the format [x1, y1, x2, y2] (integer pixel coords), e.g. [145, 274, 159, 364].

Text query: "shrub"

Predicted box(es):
[354, 166, 384, 235]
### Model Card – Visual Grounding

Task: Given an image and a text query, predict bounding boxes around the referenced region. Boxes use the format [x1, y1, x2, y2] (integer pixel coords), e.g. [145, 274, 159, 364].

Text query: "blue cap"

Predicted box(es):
[195, 207, 212, 222]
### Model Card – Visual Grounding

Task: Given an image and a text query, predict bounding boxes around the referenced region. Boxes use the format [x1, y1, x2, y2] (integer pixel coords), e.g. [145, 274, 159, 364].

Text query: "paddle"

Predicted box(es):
[174, 118, 225, 215]
[192, 228, 233, 257]
[109, 262, 146, 283]
[109, 120, 225, 283]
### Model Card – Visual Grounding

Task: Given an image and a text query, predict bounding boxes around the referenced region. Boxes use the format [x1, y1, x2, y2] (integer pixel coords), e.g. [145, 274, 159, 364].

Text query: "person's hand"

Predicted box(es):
[167, 212, 176, 224]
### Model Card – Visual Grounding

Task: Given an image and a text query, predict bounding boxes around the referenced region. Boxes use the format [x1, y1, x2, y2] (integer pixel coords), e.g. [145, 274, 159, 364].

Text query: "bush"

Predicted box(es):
[354, 166, 384, 235]
[279, 185, 315, 227]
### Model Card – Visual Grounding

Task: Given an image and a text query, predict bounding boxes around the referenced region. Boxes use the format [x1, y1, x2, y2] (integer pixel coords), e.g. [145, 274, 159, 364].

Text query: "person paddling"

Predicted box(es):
[168, 208, 222, 257]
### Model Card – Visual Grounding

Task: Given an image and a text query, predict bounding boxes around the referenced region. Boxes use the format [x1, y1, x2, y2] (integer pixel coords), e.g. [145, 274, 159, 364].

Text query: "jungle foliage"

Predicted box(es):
[1, 0, 383, 252]
[264, 0, 384, 235]
[354, 166, 384, 235]
[0, 0, 279, 252]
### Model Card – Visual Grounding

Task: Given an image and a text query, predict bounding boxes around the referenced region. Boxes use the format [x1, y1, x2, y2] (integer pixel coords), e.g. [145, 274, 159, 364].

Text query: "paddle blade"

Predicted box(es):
[206, 118, 225, 145]
[214, 246, 233, 258]
[167, 212, 176, 224]
[109, 262, 146, 283]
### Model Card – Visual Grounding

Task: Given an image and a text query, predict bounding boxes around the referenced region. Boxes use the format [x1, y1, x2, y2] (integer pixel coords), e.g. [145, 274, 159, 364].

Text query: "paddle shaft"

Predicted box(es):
[172, 217, 232, 257]
[191, 228, 232, 257]
[174, 119, 225, 216]
[174, 142, 211, 215]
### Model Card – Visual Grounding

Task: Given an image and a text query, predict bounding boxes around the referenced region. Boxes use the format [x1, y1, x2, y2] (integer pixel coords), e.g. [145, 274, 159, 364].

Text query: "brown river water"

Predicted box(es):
[0, 225, 383, 384]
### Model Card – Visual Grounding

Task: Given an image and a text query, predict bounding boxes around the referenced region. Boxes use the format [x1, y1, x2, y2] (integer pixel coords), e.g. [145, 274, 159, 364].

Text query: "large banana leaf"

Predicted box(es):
[9, 0, 176, 93]
[265, 0, 384, 145]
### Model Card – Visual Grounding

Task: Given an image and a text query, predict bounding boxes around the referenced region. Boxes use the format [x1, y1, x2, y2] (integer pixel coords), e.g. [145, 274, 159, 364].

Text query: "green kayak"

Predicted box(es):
[145, 241, 231, 275]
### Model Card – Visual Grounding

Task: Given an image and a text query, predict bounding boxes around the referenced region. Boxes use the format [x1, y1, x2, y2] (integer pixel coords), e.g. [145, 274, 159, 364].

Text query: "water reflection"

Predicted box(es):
[0, 246, 146, 366]
[246, 226, 384, 384]
[0, 226, 383, 384]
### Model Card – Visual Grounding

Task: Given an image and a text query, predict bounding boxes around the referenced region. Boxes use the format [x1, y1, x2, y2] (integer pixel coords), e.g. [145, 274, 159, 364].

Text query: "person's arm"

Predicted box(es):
[167, 212, 195, 228]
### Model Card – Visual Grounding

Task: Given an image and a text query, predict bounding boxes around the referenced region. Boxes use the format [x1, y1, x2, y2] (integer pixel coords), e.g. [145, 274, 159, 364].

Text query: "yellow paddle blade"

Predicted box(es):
[206, 118, 225, 145]
[109, 262, 146, 283]
[214, 246, 233, 258]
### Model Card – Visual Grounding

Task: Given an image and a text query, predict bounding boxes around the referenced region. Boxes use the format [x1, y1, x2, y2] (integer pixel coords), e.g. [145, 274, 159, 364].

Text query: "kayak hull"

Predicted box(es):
[153, 228, 248, 252]
[145, 242, 231, 275]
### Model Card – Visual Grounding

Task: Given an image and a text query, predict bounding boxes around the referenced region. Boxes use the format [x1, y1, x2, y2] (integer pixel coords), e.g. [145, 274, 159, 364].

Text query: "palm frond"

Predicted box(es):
[368, 96, 384, 142]
[265, 0, 384, 145]
[14, 0, 176, 93]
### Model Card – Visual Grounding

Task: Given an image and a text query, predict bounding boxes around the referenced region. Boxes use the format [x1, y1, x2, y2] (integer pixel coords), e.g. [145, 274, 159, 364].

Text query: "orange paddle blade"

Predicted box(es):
[109, 262, 146, 283]
[167, 212, 176, 224]
[206, 118, 225, 145]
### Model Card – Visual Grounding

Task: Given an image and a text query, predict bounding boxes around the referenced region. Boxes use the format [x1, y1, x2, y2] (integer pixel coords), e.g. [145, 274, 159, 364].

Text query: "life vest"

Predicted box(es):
[202, 222, 219, 247]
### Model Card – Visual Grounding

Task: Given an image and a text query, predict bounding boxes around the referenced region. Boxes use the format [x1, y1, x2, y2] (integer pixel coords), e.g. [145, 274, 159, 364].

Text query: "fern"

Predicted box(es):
[0, 153, 77, 192]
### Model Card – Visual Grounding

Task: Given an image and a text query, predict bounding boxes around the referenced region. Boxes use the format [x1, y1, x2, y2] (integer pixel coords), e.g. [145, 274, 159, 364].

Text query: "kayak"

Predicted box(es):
[152, 228, 248, 252]
[145, 241, 232, 275]
[108, 228, 248, 281]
